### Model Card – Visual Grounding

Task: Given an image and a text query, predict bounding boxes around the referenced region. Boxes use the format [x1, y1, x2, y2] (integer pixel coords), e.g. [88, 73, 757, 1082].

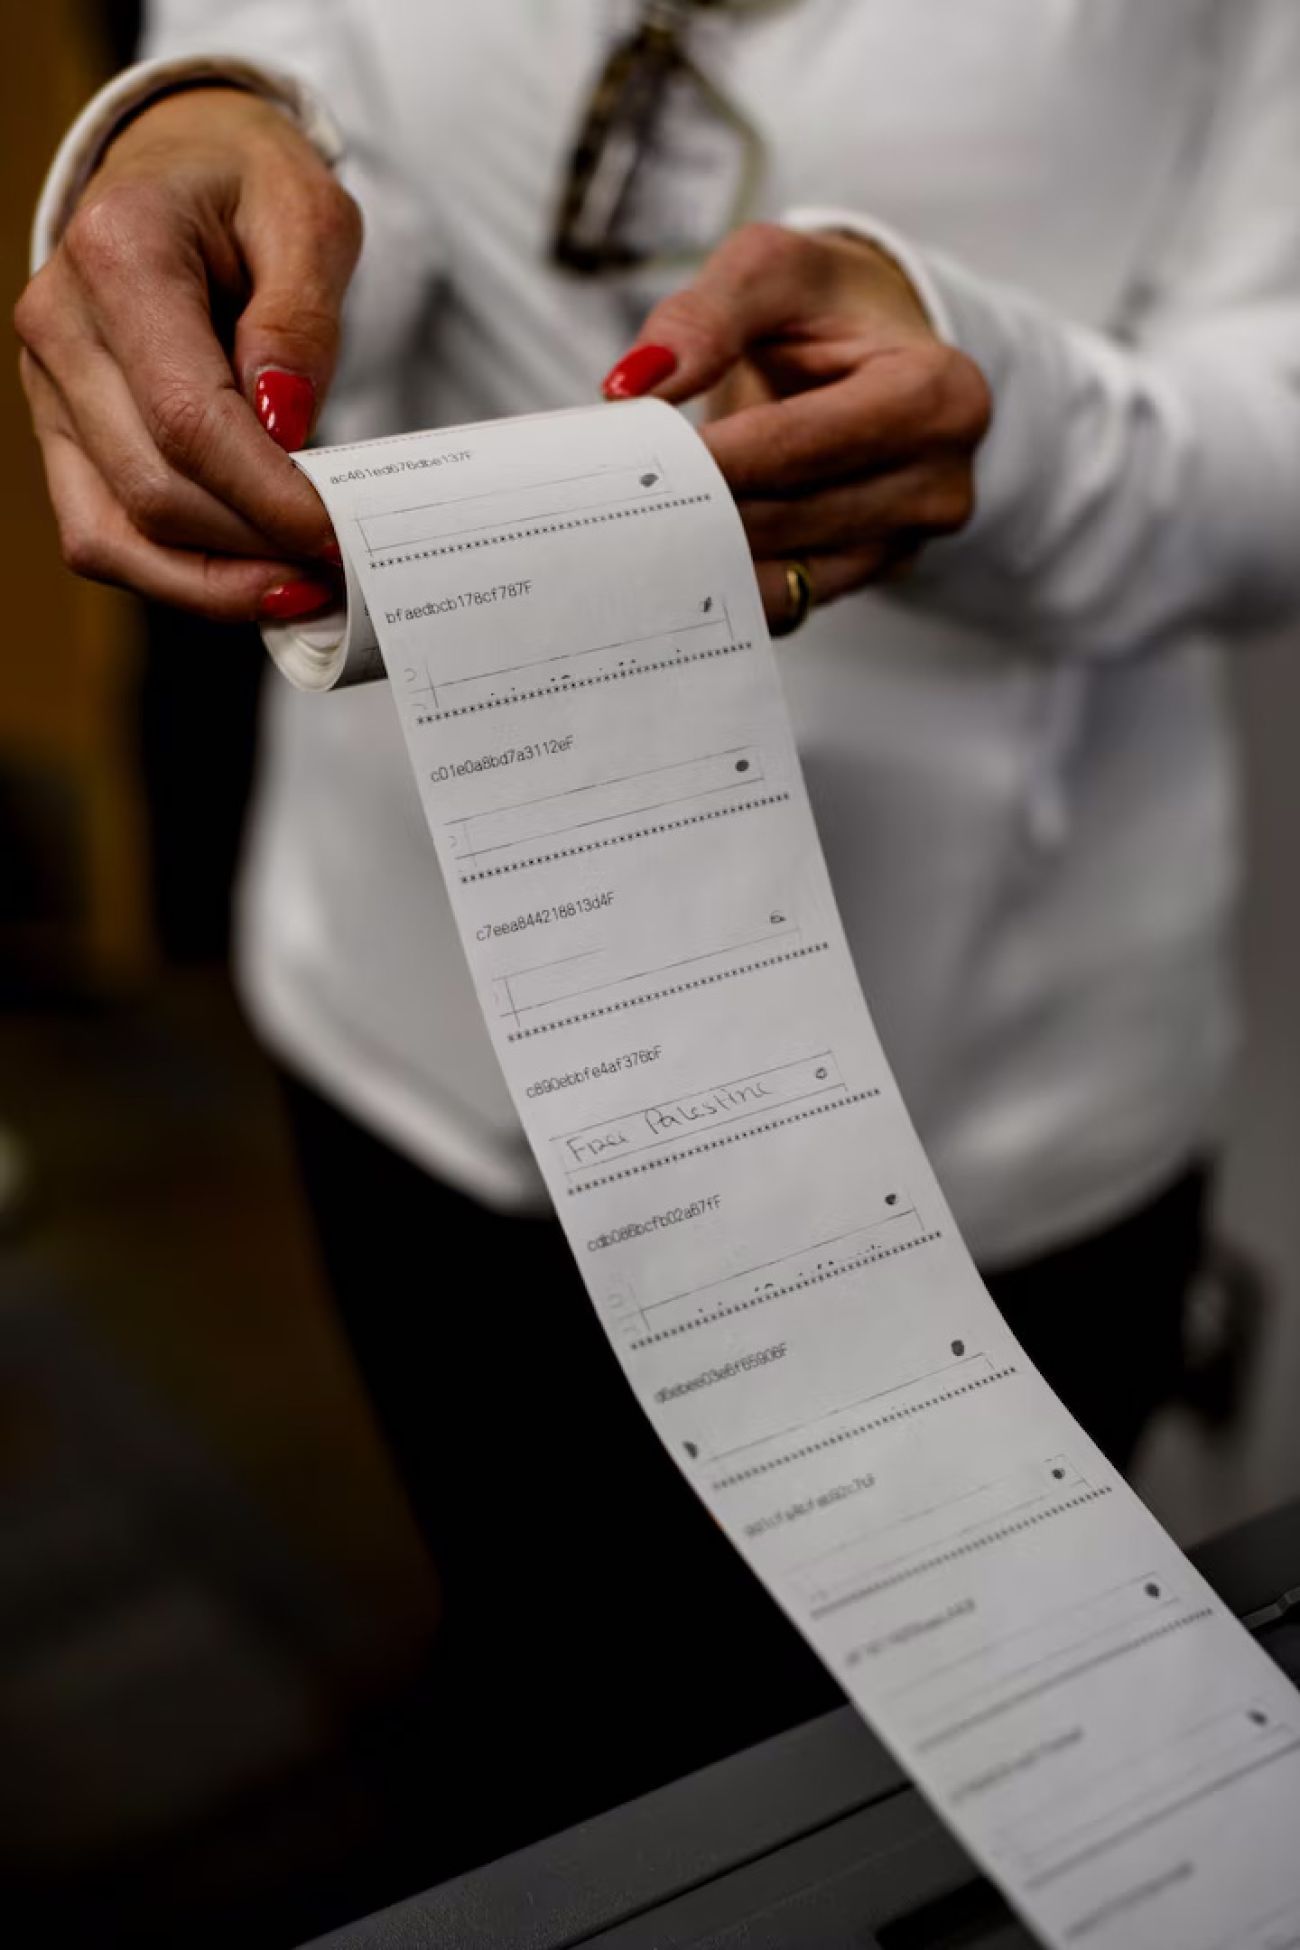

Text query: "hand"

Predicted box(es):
[14, 86, 362, 621]
[602, 223, 991, 630]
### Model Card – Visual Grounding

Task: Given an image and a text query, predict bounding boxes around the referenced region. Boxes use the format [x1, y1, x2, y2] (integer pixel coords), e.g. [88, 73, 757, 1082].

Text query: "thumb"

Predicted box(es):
[233, 162, 363, 451]
[602, 223, 828, 405]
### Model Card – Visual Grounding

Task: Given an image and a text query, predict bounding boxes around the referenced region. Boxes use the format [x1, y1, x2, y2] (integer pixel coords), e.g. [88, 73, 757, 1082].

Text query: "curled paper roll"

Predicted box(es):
[260, 550, 384, 689]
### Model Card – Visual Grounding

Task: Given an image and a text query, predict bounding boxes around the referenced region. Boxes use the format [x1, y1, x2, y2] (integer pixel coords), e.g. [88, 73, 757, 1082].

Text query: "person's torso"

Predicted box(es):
[241, 0, 1238, 1260]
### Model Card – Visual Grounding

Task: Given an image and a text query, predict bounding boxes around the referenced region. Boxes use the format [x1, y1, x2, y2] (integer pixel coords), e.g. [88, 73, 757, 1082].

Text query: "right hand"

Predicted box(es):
[14, 85, 362, 621]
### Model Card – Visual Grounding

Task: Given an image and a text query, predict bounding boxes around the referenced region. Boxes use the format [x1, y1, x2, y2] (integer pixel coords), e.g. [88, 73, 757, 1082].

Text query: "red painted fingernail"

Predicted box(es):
[255, 369, 315, 452]
[321, 538, 343, 567]
[601, 344, 678, 400]
[258, 577, 337, 621]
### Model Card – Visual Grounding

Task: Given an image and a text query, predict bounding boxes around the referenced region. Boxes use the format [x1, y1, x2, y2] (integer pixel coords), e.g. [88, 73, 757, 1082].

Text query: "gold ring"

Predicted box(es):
[772, 559, 814, 638]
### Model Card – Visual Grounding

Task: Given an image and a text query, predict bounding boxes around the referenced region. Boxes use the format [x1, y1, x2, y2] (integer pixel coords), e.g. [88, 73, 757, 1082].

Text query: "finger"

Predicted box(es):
[61, 184, 335, 558]
[605, 223, 834, 403]
[702, 349, 959, 495]
[754, 548, 893, 630]
[737, 463, 973, 557]
[24, 336, 292, 559]
[232, 155, 363, 410]
[36, 415, 335, 623]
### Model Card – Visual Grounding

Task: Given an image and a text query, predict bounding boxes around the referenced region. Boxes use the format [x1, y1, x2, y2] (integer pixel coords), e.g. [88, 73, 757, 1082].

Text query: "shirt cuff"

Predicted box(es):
[31, 54, 345, 271]
[780, 205, 960, 349]
[781, 206, 1058, 567]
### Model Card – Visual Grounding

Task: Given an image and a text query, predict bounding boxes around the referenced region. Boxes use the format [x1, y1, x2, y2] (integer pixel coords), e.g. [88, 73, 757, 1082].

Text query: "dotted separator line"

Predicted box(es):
[918, 1606, 1216, 1755]
[630, 1227, 941, 1348]
[507, 941, 829, 1042]
[461, 791, 790, 884]
[567, 1089, 876, 1196]
[372, 493, 711, 568]
[710, 1366, 1019, 1492]
[809, 1484, 1115, 1619]
[413, 640, 751, 724]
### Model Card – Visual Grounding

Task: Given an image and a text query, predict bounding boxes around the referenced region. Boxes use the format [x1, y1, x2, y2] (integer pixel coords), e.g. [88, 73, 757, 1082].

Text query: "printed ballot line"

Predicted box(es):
[794, 1453, 1094, 1612]
[553, 1050, 844, 1175]
[404, 614, 743, 724]
[492, 919, 804, 1024]
[359, 457, 674, 555]
[273, 402, 1300, 1950]
[707, 1352, 1017, 1492]
[447, 744, 767, 864]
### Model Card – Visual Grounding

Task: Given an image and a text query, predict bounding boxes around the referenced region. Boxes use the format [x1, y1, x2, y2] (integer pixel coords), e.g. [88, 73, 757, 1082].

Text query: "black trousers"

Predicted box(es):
[283, 1075, 1207, 1869]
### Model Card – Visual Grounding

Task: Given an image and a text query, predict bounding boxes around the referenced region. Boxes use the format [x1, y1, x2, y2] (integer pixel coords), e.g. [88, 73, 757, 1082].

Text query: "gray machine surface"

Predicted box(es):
[309, 1501, 1300, 1950]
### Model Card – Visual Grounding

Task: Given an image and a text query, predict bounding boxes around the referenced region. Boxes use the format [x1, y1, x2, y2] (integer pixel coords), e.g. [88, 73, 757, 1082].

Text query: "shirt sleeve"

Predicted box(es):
[32, 0, 441, 365]
[789, 0, 1300, 661]
[32, 54, 344, 267]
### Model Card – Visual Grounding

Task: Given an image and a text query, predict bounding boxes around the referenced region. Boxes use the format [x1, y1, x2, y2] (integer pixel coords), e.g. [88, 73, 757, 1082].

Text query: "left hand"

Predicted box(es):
[602, 223, 991, 630]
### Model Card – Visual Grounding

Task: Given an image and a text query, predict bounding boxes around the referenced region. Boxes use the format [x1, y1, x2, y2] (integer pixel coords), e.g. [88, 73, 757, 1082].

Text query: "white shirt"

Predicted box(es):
[40, 1, 1300, 1266]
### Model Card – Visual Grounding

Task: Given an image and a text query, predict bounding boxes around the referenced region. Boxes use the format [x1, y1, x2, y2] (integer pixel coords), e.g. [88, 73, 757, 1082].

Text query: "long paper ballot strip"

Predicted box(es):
[270, 401, 1300, 1950]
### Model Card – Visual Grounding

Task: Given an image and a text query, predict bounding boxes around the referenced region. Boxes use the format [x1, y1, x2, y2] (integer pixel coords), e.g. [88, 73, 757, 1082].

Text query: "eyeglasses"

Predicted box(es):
[552, 0, 782, 277]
